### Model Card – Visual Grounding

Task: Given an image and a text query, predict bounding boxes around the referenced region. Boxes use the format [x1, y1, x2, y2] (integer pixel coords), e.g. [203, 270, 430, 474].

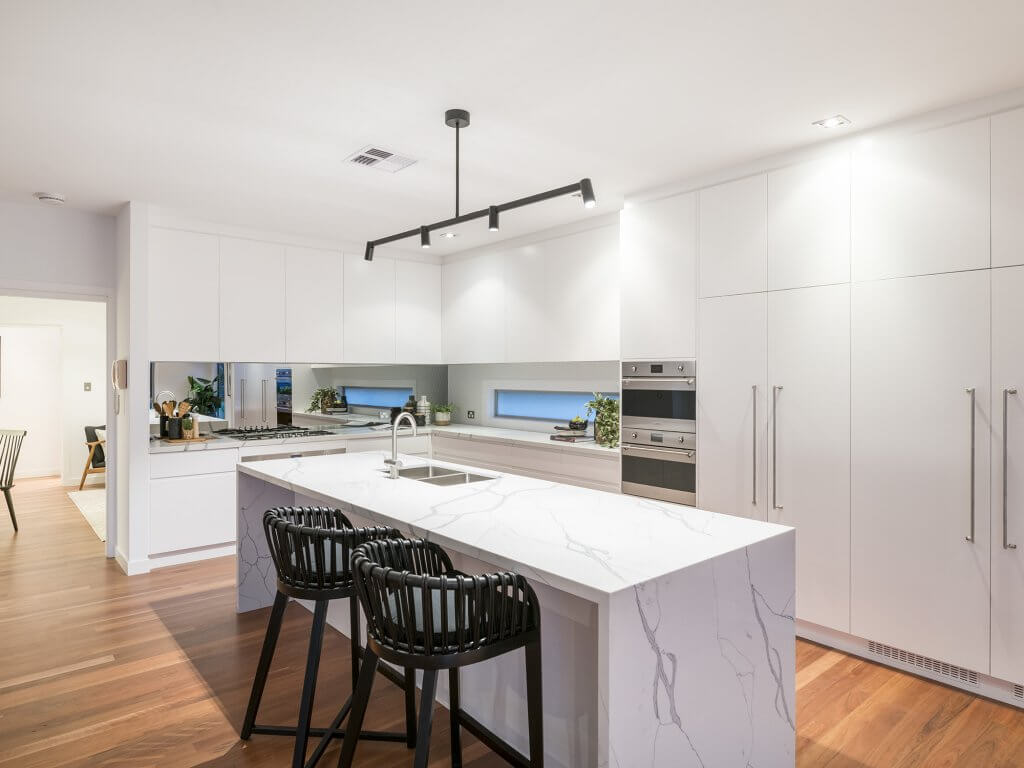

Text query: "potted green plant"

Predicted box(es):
[186, 375, 222, 417]
[432, 403, 454, 426]
[585, 393, 620, 448]
[307, 387, 337, 414]
[568, 415, 587, 432]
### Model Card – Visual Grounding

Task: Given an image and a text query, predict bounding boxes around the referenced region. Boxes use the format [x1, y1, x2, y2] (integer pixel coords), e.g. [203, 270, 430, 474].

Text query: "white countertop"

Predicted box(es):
[148, 425, 415, 453]
[430, 424, 620, 456]
[237, 451, 790, 601]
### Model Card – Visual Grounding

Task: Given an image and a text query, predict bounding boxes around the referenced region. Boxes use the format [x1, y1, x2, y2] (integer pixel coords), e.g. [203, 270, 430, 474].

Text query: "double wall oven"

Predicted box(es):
[620, 360, 697, 505]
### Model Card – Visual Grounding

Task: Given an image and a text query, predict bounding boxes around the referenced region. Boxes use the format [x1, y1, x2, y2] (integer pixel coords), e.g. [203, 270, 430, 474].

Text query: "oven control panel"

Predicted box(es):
[622, 359, 696, 378]
[622, 428, 696, 450]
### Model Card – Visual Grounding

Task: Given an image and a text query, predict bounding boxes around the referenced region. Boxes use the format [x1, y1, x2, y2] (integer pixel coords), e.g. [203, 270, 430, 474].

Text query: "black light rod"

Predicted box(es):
[365, 179, 592, 258]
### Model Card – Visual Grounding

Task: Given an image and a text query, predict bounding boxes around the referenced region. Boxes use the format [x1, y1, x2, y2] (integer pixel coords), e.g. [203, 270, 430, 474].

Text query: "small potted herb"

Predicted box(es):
[432, 403, 455, 426]
[568, 415, 587, 432]
[307, 387, 337, 414]
[182, 415, 194, 439]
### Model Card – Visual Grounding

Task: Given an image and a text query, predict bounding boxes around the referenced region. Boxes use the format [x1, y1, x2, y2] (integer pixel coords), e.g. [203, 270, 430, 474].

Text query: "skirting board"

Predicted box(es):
[798, 620, 1024, 710]
[149, 543, 236, 570]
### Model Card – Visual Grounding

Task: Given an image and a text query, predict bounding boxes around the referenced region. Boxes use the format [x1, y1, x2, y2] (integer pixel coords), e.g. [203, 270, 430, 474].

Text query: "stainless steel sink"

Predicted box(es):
[394, 464, 494, 485]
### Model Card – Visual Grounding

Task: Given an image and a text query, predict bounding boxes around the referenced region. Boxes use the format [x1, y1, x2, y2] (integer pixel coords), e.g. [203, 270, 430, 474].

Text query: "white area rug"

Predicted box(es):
[68, 489, 106, 542]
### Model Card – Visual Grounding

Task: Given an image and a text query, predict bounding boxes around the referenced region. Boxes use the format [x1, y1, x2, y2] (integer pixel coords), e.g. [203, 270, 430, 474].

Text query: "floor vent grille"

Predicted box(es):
[346, 145, 417, 173]
[866, 641, 979, 686]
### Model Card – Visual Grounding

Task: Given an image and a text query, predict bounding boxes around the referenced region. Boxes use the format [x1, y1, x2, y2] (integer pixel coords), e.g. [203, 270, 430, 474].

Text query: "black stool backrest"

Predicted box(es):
[352, 538, 540, 658]
[263, 506, 401, 595]
[0, 430, 26, 489]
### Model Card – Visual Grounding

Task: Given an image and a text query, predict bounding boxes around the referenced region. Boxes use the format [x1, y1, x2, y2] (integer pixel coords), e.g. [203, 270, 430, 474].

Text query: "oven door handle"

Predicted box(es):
[621, 378, 696, 392]
[622, 377, 696, 384]
[622, 444, 695, 461]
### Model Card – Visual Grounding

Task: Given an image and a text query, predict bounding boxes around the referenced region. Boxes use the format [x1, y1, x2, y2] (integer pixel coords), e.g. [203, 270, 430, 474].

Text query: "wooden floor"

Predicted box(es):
[2, 478, 1024, 767]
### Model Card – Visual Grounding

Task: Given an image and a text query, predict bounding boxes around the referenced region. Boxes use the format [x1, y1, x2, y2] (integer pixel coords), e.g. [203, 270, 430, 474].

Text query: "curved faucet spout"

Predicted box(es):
[386, 411, 418, 478]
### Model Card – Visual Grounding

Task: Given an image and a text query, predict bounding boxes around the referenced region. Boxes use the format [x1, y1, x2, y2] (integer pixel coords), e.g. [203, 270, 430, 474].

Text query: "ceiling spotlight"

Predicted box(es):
[812, 114, 851, 129]
[441, 231, 457, 239]
[488, 206, 499, 231]
[580, 178, 597, 208]
[33, 192, 65, 205]
[364, 242, 375, 260]
[420, 226, 431, 249]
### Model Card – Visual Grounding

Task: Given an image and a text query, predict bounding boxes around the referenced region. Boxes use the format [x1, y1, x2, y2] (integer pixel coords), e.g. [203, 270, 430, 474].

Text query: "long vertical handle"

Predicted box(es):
[1005, 388, 1018, 550]
[751, 385, 758, 506]
[262, 380, 267, 423]
[965, 387, 975, 543]
[772, 385, 783, 510]
[240, 379, 246, 425]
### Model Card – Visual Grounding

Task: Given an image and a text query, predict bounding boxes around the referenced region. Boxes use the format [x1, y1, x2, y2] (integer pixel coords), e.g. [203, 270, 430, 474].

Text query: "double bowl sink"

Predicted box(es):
[392, 464, 495, 486]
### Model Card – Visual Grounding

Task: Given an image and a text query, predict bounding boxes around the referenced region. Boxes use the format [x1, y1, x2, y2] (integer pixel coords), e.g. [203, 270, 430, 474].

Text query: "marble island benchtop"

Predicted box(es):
[237, 450, 789, 602]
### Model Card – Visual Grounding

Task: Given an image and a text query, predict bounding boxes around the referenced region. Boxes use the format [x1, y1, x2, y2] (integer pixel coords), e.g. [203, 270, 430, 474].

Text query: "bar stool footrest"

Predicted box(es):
[248, 725, 409, 742]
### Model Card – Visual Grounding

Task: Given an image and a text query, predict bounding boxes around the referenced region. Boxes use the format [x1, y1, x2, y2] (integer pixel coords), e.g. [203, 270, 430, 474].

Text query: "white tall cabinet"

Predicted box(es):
[767, 284, 850, 631]
[992, 266, 1024, 683]
[619, 193, 697, 359]
[850, 271, 991, 672]
[699, 175, 767, 298]
[220, 237, 287, 362]
[992, 108, 1024, 268]
[697, 292, 767, 521]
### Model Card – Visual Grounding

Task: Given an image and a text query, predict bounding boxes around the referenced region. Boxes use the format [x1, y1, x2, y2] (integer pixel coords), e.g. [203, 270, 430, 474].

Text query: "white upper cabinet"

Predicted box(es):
[395, 259, 443, 364]
[442, 252, 505, 364]
[699, 174, 767, 298]
[768, 153, 851, 290]
[344, 253, 395, 364]
[504, 244, 549, 362]
[991, 266, 1024, 682]
[220, 237, 287, 362]
[620, 193, 697, 360]
[697, 292, 768, 521]
[993, 108, 1024, 268]
[850, 270, 991, 672]
[148, 227, 220, 361]
[285, 246, 343, 363]
[851, 118, 990, 281]
[768, 284, 850, 631]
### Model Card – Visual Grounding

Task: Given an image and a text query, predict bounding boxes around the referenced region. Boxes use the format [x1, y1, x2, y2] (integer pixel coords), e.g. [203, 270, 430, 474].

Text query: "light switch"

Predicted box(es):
[467, 410, 475, 419]
[84, 382, 92, 391]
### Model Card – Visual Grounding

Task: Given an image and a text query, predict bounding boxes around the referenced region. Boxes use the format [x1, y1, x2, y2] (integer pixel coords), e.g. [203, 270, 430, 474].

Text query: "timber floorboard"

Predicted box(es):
[2, 476, 1024, 767]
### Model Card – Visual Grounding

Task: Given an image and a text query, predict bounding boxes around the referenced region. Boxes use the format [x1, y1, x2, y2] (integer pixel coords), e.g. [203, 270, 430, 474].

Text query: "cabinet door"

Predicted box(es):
[620, 193, 697, 359]
[851, 118, 990, 281]
[504, 244, 549, 362]
[699, 175, 767, 298]
[343, 253, 395, 364]
[768, 285, 850, 631]
[220, 237, 287, 361]
[442, 252, 505, 364]
[396, 260, 442, 363]
[992, 266, 1024, 682]
[697, 292, 768, 520]
[148, 228, 220, 361]
[851, 271, 990, 672]
[285, 246, 343, 363]
[993, 108, 1024, 268]
[150, 472, 236, 554]
[768, 153, 850, 290]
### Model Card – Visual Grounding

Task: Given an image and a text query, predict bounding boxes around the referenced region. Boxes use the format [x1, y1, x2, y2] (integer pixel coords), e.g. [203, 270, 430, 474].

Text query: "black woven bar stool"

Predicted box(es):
[339, 538, 544, 768]
[240, 506, 417, 768]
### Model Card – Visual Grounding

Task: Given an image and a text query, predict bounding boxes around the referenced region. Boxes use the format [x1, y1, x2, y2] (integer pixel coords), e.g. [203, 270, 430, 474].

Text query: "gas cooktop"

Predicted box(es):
[213, 425, 334, 441]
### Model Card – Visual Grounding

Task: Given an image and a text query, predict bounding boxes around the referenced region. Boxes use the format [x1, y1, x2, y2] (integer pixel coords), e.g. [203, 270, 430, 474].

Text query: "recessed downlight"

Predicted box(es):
[33, 192, 65, 205]
[813, 114, 851, 129]
[441, 231, 457, 239]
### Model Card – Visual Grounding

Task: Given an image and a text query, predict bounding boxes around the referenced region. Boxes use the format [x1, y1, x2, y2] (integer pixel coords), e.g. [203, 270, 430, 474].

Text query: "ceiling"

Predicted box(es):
[2, 0, 1023, 254]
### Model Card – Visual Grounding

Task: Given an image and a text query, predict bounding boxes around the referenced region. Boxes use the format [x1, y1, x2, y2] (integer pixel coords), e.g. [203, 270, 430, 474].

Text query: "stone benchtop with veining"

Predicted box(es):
[237, 451, 792, 602]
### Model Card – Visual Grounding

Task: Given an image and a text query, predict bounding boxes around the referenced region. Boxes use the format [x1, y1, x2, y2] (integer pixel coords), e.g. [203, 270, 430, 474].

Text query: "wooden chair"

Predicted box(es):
[79, 425, 106, 490]
[1, 429, 27, 532]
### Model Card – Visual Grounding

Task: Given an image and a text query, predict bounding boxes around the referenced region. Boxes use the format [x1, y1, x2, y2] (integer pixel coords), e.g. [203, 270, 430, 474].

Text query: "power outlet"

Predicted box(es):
[467, 410, 476, 419]
[83, 382, 92, 392]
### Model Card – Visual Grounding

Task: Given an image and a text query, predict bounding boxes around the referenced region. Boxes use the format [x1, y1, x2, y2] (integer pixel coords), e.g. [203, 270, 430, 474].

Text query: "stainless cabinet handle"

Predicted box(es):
[1005, 388, 1018, 550]
[772, 385, 783, 510]
[240, 379, 246, 425]
[966, 387, 975, 543]
[751, 385, 757, 505]
[262, 380, 268, 423]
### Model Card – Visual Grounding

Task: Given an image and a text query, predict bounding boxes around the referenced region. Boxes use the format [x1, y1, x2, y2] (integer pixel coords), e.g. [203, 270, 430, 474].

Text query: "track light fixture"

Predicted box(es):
[364, 109, 596, 259]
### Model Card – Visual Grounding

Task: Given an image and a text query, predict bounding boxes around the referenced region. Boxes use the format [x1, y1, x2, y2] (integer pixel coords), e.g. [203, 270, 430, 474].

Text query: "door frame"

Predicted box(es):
[0, 281, 116, 558]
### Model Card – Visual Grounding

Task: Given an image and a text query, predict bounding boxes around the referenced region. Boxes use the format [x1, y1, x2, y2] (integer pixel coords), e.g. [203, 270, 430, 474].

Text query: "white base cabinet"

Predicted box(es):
[850, 271, 991, 672]
[767, 284, 850, 631]
[697, 292, 767, 520]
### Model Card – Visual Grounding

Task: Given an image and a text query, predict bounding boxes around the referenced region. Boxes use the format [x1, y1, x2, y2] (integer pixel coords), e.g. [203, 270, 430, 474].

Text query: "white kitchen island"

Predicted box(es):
[236, 452, 796, 768]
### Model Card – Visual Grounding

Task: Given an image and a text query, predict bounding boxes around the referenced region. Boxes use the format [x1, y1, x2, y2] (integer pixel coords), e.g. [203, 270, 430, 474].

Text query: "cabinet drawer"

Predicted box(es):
[149, 472, 236, 554]
[559, 452, 620, 484]
[150, 449, 239, 479]
[432, 436, 508, 466]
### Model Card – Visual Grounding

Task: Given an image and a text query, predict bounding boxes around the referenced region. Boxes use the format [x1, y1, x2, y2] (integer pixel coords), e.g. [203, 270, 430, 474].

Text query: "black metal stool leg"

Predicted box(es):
[413, 669, 438, 768]
[349, 597, 360, 686]
[241, 591, 289, 739]
[293, 600, 329, 768]
[405, 667, 417, 747]
[449, 667, 462, 768]
[337, 647, 379, 768]
[4, 488, 17, 532]
[525, 639, 544, 767]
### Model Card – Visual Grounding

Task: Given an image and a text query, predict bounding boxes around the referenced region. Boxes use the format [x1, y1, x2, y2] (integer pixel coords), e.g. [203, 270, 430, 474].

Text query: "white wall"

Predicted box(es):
[0, 324, 61, 478]
[0, 298, 107, 484]
[446, 361, 619, 433]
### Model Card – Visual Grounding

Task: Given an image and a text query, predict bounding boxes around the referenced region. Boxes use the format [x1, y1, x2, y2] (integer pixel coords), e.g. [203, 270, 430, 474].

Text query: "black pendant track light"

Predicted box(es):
[364, 108, 596, 260]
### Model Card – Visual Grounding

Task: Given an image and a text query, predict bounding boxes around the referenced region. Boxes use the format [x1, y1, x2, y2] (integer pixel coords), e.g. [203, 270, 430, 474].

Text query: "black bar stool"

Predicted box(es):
[339, 538, 544, 768]
[240, 506, 417, 768]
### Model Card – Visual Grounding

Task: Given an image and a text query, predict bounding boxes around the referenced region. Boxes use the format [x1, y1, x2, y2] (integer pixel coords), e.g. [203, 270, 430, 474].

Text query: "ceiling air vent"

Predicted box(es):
[867, 641, 979, 686]
[346, 145, 417, 173]
[1014, 684, 1024, 700]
